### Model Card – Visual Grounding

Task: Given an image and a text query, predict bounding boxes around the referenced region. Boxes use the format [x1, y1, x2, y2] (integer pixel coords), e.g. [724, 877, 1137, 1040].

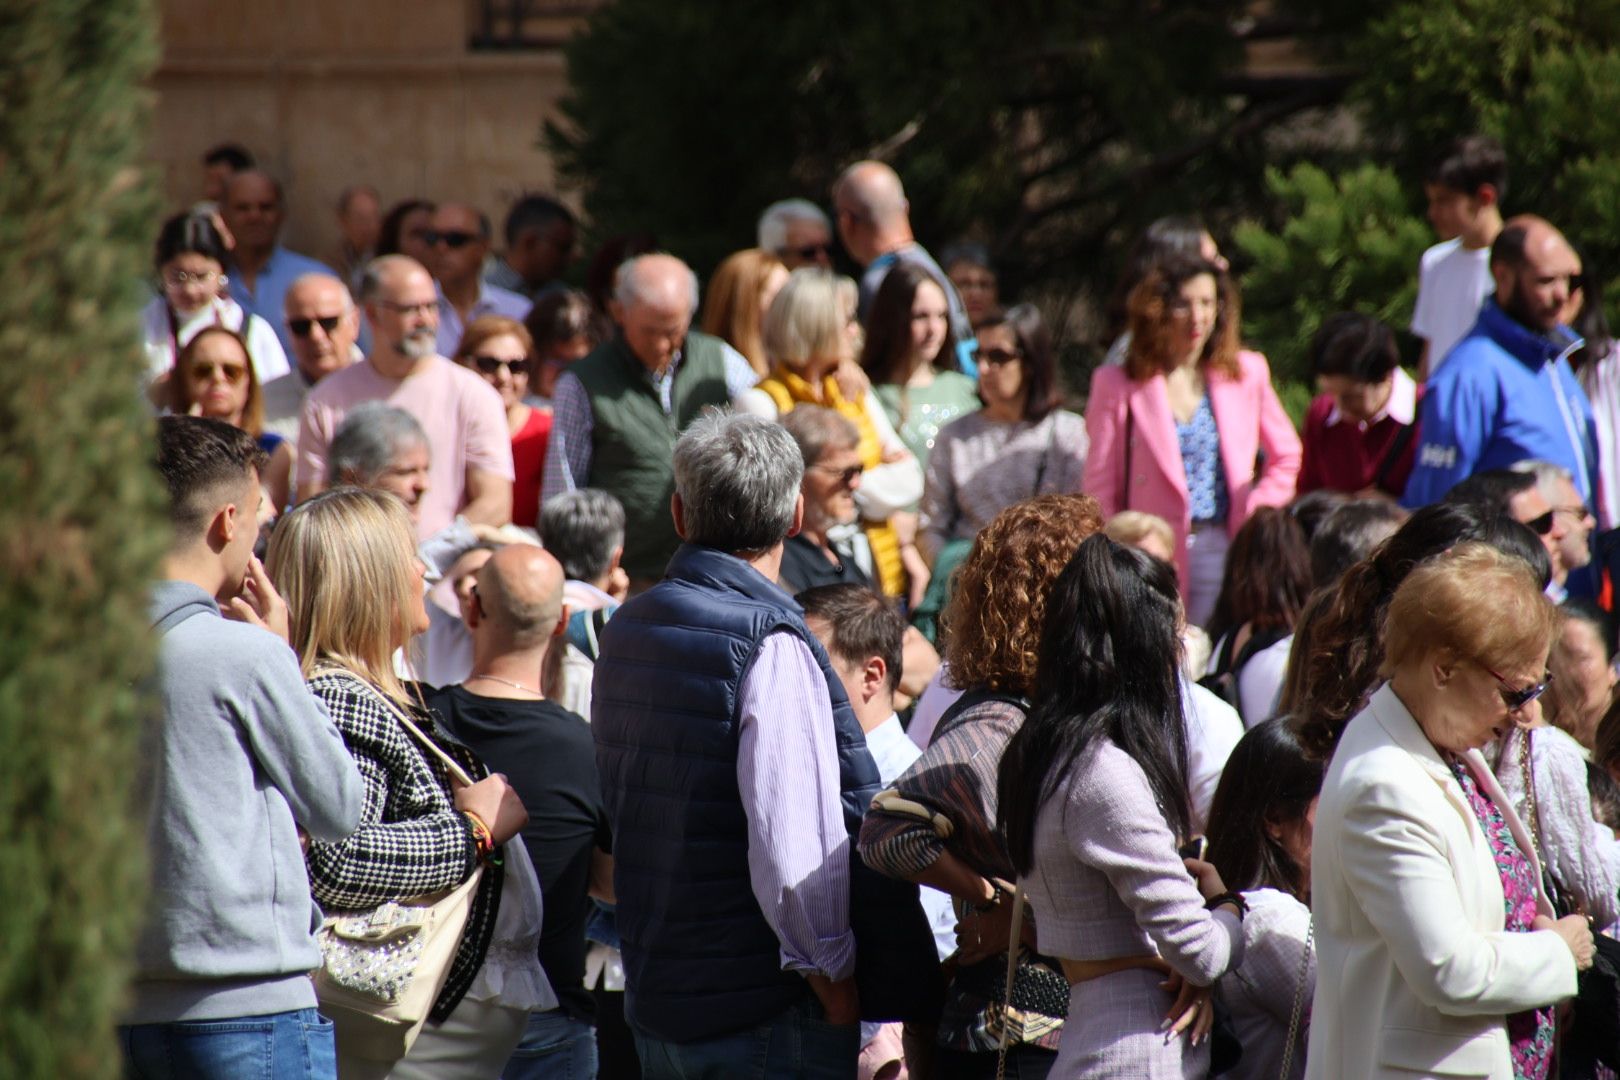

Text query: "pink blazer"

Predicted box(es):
[1084, 349, 1302, 589]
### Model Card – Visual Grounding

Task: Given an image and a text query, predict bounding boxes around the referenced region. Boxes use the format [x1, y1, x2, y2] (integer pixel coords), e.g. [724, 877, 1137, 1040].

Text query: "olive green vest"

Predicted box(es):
[572, 331, 731, 580]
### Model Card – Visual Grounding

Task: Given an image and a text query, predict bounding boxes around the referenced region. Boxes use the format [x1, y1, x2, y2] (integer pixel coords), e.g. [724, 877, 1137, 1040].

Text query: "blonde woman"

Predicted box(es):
[734, 268, 923, 599]
[266, 488, 553, 1079]
[699, 247, 789, 375]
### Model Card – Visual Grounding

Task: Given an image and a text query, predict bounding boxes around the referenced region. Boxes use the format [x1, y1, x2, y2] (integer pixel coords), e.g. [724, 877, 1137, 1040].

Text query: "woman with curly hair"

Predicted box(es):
[1084, 252, 1300, 626]
[858, 494, 1103, 1080]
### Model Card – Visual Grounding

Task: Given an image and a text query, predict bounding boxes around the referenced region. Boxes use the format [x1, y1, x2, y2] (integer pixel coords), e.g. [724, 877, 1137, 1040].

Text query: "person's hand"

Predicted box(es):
[224, 555, 290, 643]
[1183, 857, 1228, 904]
[832, 358, 871, 403]
[953, 878, 1018, 965]
[606, 565, 630, 603]
[805, 973, 860, 1025]
[453, 772, 529, 845]
[1159, 969, 1215, 1045]
[1534, 913, 1596, 971]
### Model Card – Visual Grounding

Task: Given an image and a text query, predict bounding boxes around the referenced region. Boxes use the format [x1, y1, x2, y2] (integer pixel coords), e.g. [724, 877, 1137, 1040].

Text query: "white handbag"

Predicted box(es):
[312, 682, 484, 1063]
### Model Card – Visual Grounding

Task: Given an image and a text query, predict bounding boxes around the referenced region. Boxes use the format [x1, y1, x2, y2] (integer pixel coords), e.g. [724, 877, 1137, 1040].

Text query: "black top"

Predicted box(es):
[426, 685, 611, 1022]
[778, 533, 874, 596]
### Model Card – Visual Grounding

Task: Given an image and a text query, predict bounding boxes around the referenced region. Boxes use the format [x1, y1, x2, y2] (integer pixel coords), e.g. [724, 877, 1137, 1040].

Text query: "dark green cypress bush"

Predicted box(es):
[0, 0, 163, 1074]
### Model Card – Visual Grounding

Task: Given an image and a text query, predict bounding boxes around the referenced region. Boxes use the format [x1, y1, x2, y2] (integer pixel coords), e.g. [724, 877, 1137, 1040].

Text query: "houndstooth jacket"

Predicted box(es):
[305, 669, 503, 1023]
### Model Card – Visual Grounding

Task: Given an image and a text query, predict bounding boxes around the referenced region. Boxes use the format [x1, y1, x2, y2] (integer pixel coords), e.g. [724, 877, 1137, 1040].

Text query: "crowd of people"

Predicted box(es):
[127, 132, 1620, 1080]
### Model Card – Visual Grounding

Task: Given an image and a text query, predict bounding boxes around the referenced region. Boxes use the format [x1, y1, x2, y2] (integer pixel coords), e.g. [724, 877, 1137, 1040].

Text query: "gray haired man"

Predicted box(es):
[540, 253, 759, 589]
[593, 413, 941, 1075]
[757, 198, 834, 270]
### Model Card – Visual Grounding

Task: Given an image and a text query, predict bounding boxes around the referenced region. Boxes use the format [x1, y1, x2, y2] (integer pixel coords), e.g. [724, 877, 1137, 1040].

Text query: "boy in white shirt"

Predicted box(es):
[1412, 135, 1508, 378]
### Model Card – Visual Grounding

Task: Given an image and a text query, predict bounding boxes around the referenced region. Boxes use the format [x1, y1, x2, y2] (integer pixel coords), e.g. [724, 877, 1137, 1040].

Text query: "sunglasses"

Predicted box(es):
[1524, 510, 1556, 536]
[425, 230, 480, 249]
[191, 362, 247, 383]
[164, 269, 223, 288]
[1484, 664, 1553, 712]
[289, 315, 344, 338]
[472, 355, 528, 376]
[809, 463, 864, 487]
[783, 243, 831, 262]
[979, 347, 1023, 367]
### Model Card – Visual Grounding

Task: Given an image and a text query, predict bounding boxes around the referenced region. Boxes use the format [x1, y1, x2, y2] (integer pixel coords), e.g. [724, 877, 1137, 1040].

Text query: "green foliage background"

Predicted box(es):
[0, 0, 164, 1073]
[553, 0, 1620, 408]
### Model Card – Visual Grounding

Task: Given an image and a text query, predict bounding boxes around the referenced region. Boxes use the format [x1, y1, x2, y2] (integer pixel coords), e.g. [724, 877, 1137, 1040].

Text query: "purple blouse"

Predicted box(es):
[1448, 755, 1555, 1080]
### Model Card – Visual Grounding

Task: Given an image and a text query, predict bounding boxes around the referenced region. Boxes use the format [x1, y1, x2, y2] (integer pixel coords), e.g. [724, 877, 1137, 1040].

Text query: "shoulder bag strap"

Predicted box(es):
[1278, 918, 1314, 1080]
[995, 886, 1028, 1080]
[1371, 421, 1418, 493]
[1121, 405, 1134, 511]
[313, 666, 474, 786]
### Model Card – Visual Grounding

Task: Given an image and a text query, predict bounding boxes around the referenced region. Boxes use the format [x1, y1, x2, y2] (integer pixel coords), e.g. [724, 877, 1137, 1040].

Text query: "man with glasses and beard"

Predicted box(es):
[1405, 216, 1599, 512]
[428, 202, 531, 357]
[295, 255, 514, 536]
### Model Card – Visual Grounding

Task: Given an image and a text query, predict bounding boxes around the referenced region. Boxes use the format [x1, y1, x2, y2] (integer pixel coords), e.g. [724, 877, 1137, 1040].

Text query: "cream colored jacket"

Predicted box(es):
[1305, 683, 1577, 1080]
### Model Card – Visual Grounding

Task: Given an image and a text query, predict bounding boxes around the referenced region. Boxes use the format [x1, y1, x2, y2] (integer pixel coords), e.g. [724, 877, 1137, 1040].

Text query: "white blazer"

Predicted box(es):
[1305, 683, 1577, 1080]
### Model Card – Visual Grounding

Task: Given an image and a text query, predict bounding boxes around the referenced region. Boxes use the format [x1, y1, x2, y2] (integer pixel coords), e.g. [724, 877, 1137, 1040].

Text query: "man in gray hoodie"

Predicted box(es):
[122, 416, 364, 1080]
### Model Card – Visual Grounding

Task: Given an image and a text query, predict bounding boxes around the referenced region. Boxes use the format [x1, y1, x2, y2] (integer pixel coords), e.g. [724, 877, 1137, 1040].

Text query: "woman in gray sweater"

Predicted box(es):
[998, 534, 1245, 1078]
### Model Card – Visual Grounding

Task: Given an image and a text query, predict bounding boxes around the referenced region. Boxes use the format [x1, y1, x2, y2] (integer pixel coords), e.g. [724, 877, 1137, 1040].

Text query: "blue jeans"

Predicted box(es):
[120, 1007, 336, 1080]
[634, 995, 858, 1079]
[504, 1008, 599, 1079]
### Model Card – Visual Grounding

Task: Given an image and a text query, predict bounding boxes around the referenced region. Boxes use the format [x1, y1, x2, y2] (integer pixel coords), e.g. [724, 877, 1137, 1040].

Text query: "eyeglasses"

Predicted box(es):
[424, 230, 480, 249]
[289, 315, 344, 338]
[165, 270, 224, 288]
[376, 299, 437, 317]
[191, 362, 248, 383]
[808, 462, 864, 487]
[781, 243, 831, 262]
[1554, 504, 1593, 525]
[1484, 664, 1553, 712]
[472, 355, 528, 376]
[979, 347, 1023, 367]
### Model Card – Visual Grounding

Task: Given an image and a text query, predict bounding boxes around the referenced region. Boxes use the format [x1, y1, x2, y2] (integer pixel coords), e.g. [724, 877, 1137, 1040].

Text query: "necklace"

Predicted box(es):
[467, 673, 541, 696]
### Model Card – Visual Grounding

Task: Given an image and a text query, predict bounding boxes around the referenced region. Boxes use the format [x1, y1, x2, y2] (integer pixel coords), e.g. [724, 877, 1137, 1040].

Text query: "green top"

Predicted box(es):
[874, 370, 981, 471]
[571, 331, 731, 580]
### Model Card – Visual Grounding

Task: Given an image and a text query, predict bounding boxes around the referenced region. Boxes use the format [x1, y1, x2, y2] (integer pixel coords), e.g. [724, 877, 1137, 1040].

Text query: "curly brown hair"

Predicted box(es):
[941, 493, 1105, 695]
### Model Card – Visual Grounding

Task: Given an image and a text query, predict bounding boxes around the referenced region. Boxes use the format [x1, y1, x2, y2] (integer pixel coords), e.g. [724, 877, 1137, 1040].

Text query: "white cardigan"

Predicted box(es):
[1306, 683, 1577, 1080]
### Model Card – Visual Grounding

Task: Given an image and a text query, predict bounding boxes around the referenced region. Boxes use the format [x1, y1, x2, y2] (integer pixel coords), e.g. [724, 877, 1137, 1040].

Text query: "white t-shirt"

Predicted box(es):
[1411, 238, 1493, 371]
[1182, 676, 1245, 836]
[1237, 634, 1293, 728]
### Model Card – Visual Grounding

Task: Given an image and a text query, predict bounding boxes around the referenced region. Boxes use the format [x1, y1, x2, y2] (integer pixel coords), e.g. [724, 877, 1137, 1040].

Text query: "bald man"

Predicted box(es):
[832, 160, 977, 374]
[541, 252, 760, 587]
[221, 170, 340, 358]
[424, 545, 614, 1076]
[428, 202, 531, 356]
[262, 274, 362, 444]
[296, 255, 514, 536]
[1404, 216, 1598, 509]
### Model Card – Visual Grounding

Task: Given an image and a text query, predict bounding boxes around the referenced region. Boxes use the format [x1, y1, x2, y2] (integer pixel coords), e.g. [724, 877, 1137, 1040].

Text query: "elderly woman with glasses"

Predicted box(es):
[1307, 543, 1590, 1080]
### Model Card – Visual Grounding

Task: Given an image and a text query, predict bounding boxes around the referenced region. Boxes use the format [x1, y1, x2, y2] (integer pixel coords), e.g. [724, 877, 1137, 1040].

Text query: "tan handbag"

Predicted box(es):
[312, 678, 484, 1063]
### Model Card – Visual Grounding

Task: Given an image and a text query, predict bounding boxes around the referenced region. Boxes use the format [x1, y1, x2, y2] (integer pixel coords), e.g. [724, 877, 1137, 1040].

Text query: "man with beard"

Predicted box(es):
[1403, 216, 1598, 510]
[295, 255, 514, 536]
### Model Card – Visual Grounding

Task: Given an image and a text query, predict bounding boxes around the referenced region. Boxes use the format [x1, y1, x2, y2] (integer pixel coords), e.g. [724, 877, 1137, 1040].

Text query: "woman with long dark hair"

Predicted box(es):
[998, 534, 1243, 1077]
[1202, 506, 1313, 723]
[1205, 719, 1323, 1079]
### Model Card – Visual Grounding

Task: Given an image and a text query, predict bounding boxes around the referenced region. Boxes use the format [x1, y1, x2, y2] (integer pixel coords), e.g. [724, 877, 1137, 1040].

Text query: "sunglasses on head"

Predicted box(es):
[472, 355, 527, 376]
[289, 315, 343, 338]
[424, 230, 479, 249]
[1484, 663, 1553, 712]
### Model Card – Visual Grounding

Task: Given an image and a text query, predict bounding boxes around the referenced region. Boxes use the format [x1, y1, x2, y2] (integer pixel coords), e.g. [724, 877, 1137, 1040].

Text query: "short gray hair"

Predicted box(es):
[673, 412, 803, 554]
[1511, 458, 1575, 503]
[757, 199, 832, 253]
[614, 253, 699, 313]
[541, 489, 626, 583]
[328, 402, 428, 485]
[780, 405, 859, 471]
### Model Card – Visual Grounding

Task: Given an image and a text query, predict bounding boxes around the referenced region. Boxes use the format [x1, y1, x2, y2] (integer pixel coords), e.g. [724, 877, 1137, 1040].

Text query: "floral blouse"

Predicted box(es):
[1448, 755, 1555, 1080]
[1176, 394, 1230, 524]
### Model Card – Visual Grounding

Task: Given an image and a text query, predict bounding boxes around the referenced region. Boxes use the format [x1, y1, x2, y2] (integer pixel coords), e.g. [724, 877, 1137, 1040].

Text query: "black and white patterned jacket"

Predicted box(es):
[305, 669, 503, 1022]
